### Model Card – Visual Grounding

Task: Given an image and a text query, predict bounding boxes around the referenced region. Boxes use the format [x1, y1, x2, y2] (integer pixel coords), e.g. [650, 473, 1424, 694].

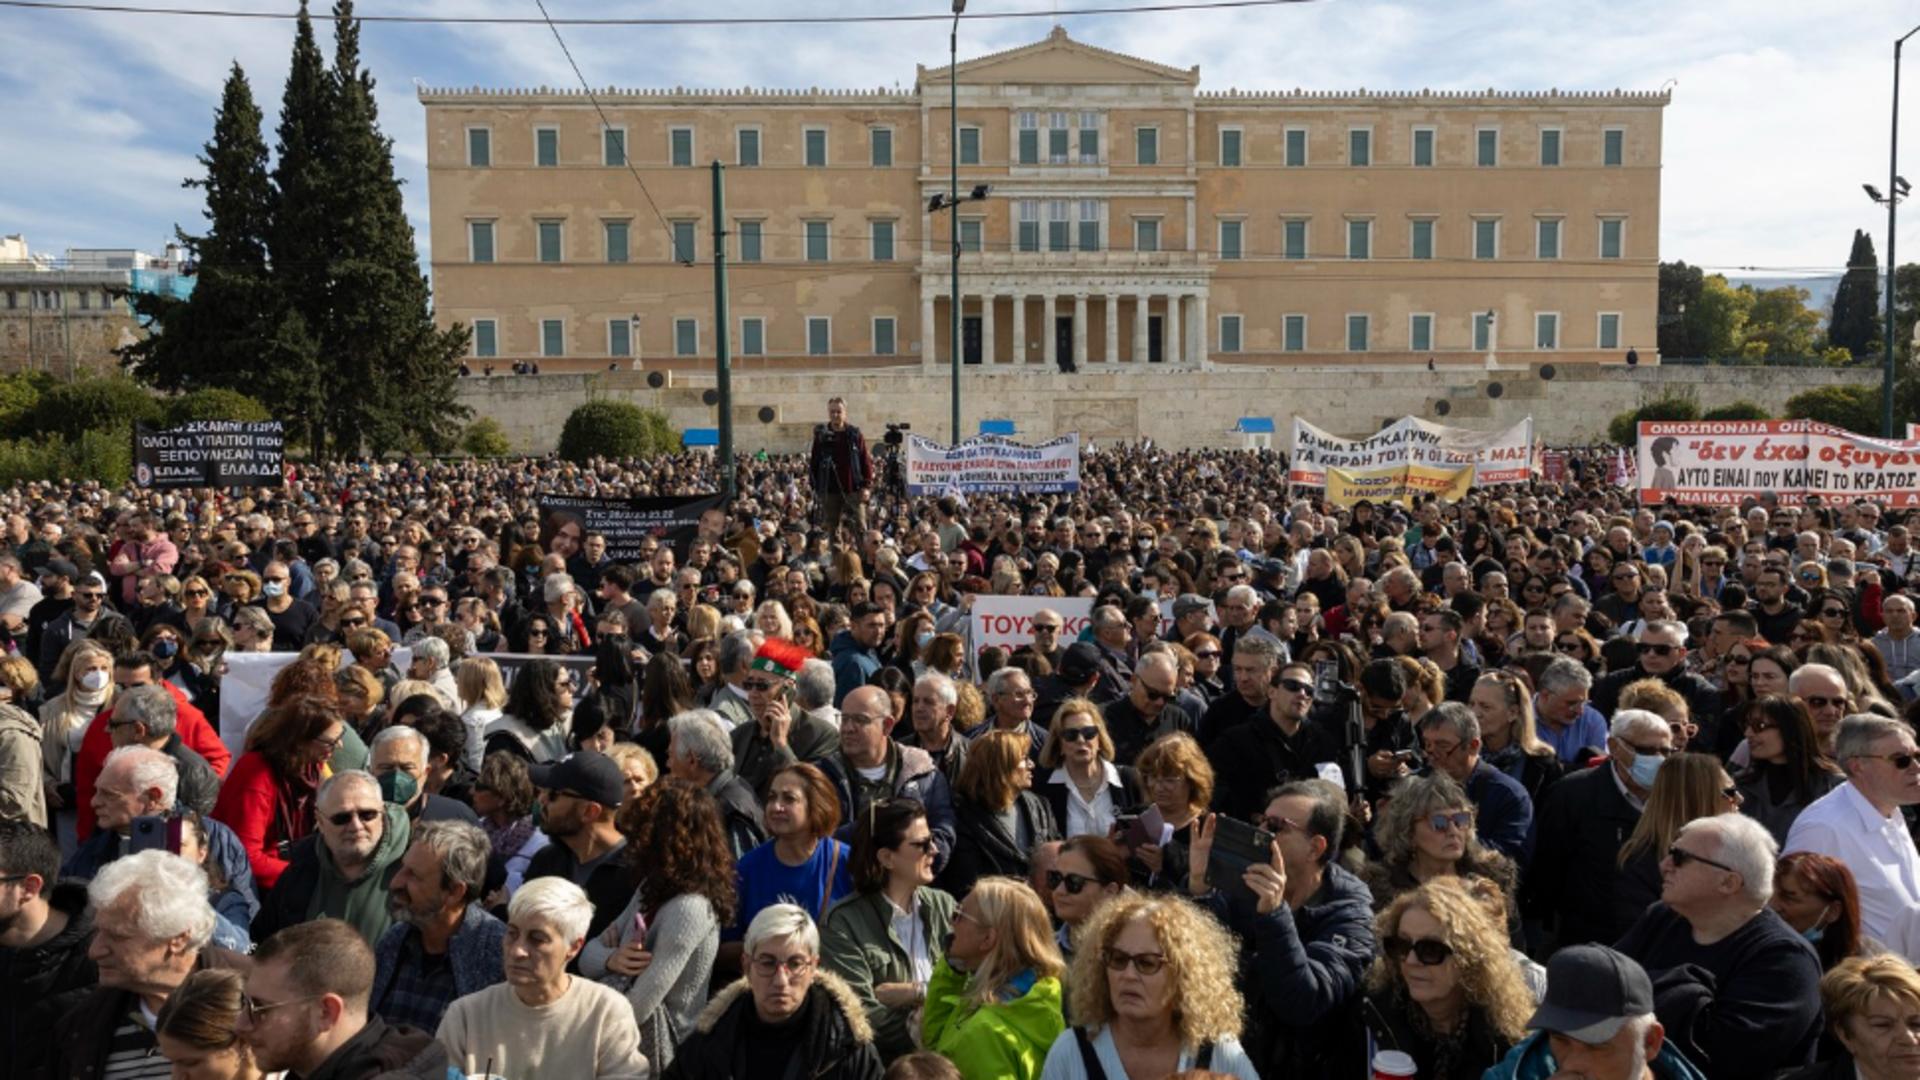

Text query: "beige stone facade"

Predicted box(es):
[0, 272, 142, 378]
[420, 28, 1666, 375]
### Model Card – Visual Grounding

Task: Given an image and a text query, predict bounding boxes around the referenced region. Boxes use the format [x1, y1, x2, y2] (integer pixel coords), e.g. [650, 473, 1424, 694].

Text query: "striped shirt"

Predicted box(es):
[103, 1002, 171, 1079]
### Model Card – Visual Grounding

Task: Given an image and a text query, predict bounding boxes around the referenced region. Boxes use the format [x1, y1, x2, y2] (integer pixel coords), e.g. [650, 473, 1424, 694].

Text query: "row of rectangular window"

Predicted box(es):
[472, 315, 900, 359]
[2, 289, 119, 311]
[1214, 311, 1624, 353]
[470, 124, 893, 169]
[1329, 216, 1626, 261]
[468, 121, 1624, 170]
[467, 218, 896, 264]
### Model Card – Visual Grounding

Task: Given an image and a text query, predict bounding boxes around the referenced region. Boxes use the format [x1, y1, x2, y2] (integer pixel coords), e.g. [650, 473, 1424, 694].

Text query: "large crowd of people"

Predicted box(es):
[2, 396, 1920, 1080]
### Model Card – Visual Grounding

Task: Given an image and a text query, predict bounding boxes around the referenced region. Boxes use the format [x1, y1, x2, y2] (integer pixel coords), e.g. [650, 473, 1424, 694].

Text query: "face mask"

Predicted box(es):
[916, 630, 935, 650]
[378, 769, 419, 806]
[1802, 903, 1833, 944]
[79, 669, 110, 693]
[152, 639, 179, 660]
[1627, 750, 1663, 789]
[262, 581, 287, 599]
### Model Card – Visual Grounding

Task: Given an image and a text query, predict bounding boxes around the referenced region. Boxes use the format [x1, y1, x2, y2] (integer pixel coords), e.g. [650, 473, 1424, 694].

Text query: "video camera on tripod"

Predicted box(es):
[1312, 658, 1369, 801]
[877, 422, 910, 495]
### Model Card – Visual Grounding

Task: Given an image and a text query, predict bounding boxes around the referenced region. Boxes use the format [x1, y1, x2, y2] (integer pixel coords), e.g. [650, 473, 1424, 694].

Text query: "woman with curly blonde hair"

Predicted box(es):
[1361, 773, 1517, 913]
[1361, 876, 1531, 1080]
[1042, 893, 1261, 1078]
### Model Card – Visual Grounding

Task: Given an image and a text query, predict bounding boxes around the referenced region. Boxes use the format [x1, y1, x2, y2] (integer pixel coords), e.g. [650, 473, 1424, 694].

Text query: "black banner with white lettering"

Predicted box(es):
[133, 421, 286, 489]
[536, 493, 725, 564]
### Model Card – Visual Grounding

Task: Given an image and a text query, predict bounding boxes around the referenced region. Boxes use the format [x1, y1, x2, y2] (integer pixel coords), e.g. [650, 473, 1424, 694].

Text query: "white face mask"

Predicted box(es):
[78, 669, 110, 693]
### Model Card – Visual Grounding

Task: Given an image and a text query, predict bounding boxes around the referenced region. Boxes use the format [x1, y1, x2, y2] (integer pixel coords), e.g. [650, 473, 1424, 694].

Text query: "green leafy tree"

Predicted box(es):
[1829, 230, 1881, 358]
[557, 402, 678, 462]
[22, 375, 164, 442]
[461, 417, 512, 458]
[268, 2, 335, 452]
[1785, 385, 1879, 434]
[1657, 261, 1704, 358]
[166, 388, 273, 426]
[1607, 392, 1700, 445]
[1739, 285, 1823, 359]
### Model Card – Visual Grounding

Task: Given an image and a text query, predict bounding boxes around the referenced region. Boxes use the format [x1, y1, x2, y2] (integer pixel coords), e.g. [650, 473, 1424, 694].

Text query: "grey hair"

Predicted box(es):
[542, 573, 576, 602]
[744, 902, 821, 957]
[1233, 634, 1279, 664]
[1789, 663, 1845, 697]
[1536, 655, 1594, 695]
[1677, 814, 1777, 905]
[794, 658, 835, 711]
[371, 724, 427, 762]
[1091, 605, 1125, 631]
[1609, 708, 1668, 741]
[983, 667, 1028, 701]
[667, 709, 734, 774]
[1135, 650, 1177, 680]
[1417, 701, 1479, 744]
[412, 820, 490, 904]
[411, 636, 449, 671]
[1835, 713, 1913, 769]
[316, 768, 381, 809]
[1639, 620, 1689, 644]
[916, 670, 958, 707]
[719, 630, 761, 676]
[89, 850, 215, 950]
[115, 684, 178, 739]
[104, 745, 178, 811]
[508, 874, 593, 944]
[1225, 584, 1259, 609]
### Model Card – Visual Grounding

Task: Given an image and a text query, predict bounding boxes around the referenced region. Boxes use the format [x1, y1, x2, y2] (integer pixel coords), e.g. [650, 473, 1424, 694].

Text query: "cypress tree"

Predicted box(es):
[121, 64, 318, 410]
[269, 0, 336, 452]
[321, 0, 469, 455]
[1829, 228, 1881, 358]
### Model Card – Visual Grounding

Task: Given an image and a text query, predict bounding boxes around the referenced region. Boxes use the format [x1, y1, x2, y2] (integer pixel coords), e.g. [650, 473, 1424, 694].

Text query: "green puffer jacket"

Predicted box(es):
[821, 886, 957, 1061]
[922, 956, 1064, 1080]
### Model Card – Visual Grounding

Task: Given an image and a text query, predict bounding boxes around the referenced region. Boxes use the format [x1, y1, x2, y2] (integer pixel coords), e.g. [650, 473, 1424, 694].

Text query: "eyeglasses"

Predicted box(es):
[325, 808, 381, 827]
[1102, 948, 1169, 976]
[182, 588, 210, 597]
[74, 591, 104, 601]
[1554, 640, 1585, 653]
[1138, 684, 1172, 703]
[1802, 695, 1847, 711]
[1637, 643, 1678, 657]
[1059, 726, 1101, 744]
[1863, 751, 1920, 770]
[1721, 784, 1742, 802]
[240, 992, 326, 1022]
[1619, 740, 1672, 758]
[1047, 870, 1103, 895]
[1743, 717, 1777, 733]
[1194, 650, 1221, 660]
[749, 954, 815, 979]
[1726, 654, 1752, 665]
[1275, 677, 1313, 695]
[1426, 810, 1473, 833]
[311, 730, 344, 752]
[1383, 936, 1455, 966]
[1667, 845, 1739, 874]
[1821, 608, 1847, 618]
[744, 679, 781, 693]
[1258, 814, 1305, 835]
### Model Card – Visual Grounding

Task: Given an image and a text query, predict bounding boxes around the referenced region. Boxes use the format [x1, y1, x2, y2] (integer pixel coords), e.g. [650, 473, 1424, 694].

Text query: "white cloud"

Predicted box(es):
[3, 0, 1919, 279]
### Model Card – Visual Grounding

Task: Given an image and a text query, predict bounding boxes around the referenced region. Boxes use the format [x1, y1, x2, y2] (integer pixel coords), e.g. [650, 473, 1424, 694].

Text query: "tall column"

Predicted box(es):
[1011, 292, 1027, 365]
[1164, 292, 1182, 366]
[1134, 292, 1150, 363]
[981, 291, 996, 366]
[922, 294, 937, 368]
[1105, 293, 1120, 365]
[1073, 293, 1089, 370]
[1042, 293, 1058, 369]
[1192, 293, 1209, 367]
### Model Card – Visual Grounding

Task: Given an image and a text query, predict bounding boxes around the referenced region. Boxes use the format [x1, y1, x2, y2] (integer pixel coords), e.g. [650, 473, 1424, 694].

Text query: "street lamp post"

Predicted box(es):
[1884, 25, 1920, 438]
[950, 0, 963, 444]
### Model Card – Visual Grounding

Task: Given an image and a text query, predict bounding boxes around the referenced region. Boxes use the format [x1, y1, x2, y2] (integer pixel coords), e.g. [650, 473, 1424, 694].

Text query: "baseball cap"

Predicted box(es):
[528, 751, 625, 808]
[1060, 641, 1102, 681]
[1173, 594, 1211, 619]
[1525, 944, 1654, 1043]
[41, 558, 78, 582]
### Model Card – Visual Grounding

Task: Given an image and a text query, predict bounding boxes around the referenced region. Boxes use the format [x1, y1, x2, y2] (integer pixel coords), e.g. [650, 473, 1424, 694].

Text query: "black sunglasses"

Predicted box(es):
[1274, 677, 1313, 695]
[325, 808, 381, 827]
[1668, 845, 1739, 874]
[1383, 935, 1454, 966]
[1637, 643, 1678, 657]
[1047, 870, 1101, 895]
[1059, 726, 1100, 744]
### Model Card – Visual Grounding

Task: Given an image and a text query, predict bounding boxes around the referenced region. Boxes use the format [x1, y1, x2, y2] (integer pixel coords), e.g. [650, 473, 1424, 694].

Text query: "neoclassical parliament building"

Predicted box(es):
[419, 28, 1666, 374]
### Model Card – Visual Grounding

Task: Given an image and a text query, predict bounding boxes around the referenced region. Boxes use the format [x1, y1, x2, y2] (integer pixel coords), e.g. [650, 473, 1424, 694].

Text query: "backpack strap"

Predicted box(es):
[1194, 1041, 1214, 1069]
[1073, 1026, 1111, 1080]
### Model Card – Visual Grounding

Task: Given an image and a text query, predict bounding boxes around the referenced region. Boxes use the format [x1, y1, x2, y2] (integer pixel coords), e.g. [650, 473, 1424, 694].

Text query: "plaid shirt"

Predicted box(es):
[374, 928, 459, 1032]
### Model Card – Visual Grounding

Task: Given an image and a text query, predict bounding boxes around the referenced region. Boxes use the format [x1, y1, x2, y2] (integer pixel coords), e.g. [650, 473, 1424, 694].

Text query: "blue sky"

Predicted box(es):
[0, 0, 1914, 287]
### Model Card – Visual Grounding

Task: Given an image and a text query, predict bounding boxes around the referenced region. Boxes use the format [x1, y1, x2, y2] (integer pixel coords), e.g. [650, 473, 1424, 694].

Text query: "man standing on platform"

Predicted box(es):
[809, 397, 874, 541]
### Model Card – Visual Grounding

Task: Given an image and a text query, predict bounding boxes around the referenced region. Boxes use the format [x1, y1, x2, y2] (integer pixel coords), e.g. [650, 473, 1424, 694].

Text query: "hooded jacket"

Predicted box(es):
[0, 701, 45, 828]
[1483, 1030, 1708, 1080]
[254, 802, 411, 945]
[829, 630, 883, 708]
[922, 956, 1065, 1080]
[663, 968, 885, 1080]
[821, 886, 957, 1061]
[0, 880, 96, 1080]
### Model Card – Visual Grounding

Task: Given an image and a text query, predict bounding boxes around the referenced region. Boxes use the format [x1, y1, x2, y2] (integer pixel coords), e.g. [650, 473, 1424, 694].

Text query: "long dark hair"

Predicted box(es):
[1777, 851, 1863, 971]
[618, 779, 737, 925]
[639, 650, 693, 731]
[592, 635, 636, 689]
[503, 658, 567, 732]
[1737, 694, 1837, 800]
[851, 798, 927, 894]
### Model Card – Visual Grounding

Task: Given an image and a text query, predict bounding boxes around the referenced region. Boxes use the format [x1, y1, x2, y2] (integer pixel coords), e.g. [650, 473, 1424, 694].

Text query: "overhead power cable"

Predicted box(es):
[0, 0, 1317, 25]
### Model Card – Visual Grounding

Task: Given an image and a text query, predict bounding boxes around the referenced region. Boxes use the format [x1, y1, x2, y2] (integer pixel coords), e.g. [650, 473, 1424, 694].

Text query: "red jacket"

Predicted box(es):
[74, 681, 229, 841]
[210, 750, 314, 891]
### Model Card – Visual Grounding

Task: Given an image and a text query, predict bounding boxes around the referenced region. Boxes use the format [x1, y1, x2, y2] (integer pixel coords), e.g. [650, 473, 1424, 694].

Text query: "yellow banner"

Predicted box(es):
[1325, 464, 1474, 507]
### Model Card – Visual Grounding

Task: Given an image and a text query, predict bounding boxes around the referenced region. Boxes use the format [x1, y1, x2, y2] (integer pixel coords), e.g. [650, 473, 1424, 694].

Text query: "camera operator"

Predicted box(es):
[808, 397, 874, 542]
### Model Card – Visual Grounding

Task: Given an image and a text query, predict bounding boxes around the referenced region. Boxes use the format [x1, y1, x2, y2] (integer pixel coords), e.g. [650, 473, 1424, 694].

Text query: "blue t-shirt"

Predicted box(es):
[726, 838, 853, 941]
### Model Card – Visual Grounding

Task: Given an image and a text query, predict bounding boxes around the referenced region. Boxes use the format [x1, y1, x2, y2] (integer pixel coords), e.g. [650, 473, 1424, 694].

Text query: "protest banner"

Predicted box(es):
[216, 649, 602, 754]
[1541, 451, 1568, 484]
[1288, 416, 1534, 490]
[134, 421, 285, 489]
[904, 433, 1080, 495]
[965, 595, 1201, 676]
[538, 493, 725, 564]
[1325, 464, 1475, 507]
[1635, 420, 1920, 507]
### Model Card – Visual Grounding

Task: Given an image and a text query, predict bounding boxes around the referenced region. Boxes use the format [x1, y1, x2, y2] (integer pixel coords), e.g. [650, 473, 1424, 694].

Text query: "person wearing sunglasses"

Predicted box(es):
[1785, 713, 1920, 952]
[1041, 835, 1128, 963]
[1591, 621, 1721, 729]
[923, 877, 1065, 1080]
[1099, 653, 1194, 770]
[1610, 751, 1748, 942]
[1032, 698, 1140, 842]
[819, 799, 955, 1063]
[249, 769, 409, 947]
[1362, 876, 1533, 1080]
[1363, 771, 1517, 914]
[1614, 813, 1824, 1076]
[1730, 695, 1844, 847]
[212, 695, 348, 890]
[1042, 891, 1263, 1079]
[1205, 660, 1340, 822]
[1414, 702, 1533, 864]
